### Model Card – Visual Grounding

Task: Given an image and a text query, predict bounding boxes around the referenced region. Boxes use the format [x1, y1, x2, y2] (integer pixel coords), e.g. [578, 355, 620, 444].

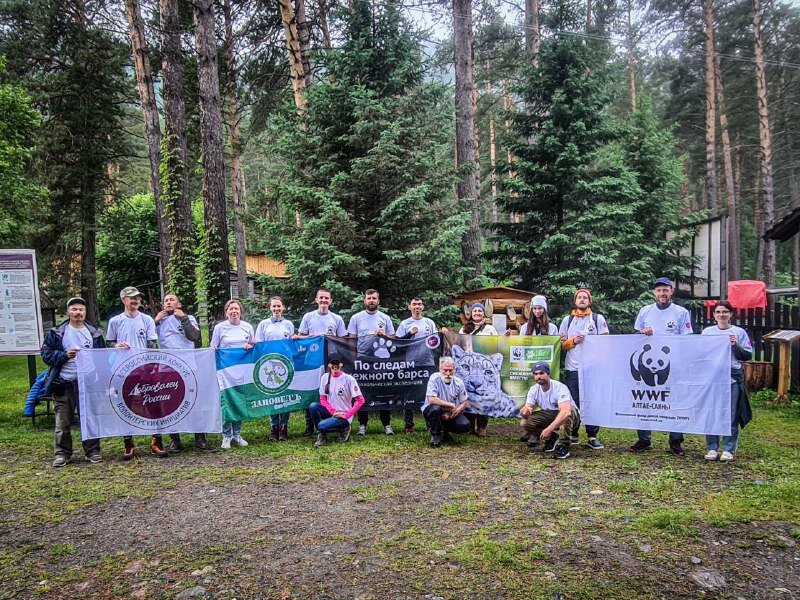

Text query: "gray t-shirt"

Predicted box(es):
[397, 317, 437, 339]
[525, 379, 575, 410]
[422, 373, 468, 413]
[107, 312, 158, 348]
[255, 317, 295, 342]
[58, 324, 94, 381]
[157, 314, 199, 349]
[298, 310, 347, 336]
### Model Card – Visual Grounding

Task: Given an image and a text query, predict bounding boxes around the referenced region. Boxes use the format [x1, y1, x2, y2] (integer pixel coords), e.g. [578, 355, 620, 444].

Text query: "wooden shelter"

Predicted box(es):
[453, 286, 539, 331]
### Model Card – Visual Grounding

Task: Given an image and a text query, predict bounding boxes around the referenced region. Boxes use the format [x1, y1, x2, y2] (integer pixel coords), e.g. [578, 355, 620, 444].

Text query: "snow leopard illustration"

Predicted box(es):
[450, 345, 520, 417]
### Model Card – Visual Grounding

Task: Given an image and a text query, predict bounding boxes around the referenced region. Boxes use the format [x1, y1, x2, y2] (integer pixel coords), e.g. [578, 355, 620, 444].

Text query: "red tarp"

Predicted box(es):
[728, 280, 767, 310]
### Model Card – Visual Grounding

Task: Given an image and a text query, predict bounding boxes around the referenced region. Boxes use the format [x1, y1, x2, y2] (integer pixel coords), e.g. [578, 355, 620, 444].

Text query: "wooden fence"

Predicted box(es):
[689, 304, 800, 390]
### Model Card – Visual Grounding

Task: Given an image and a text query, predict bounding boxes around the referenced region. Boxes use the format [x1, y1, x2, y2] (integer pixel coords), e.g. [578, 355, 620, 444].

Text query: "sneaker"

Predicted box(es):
[543, 436, 557, 453]
[221, 436, 232, 449]
[630, 440, 652, 453]
[357, 425, 366, 436]
[337, 425, 351, 442]
[476, 427, 487, 437]
[519, 433, 531, 443]
[405, 426, 415, 434]
[314, 432, 327, 448]
[668, 443, 686, 457]
[553, 444, 571, 459]
[570, 436, 580, 446]
[151, 437, 168, 458]
[85, 452, 103, 464]
[232, 435, 249, 447]
[122, 439, 136, 461]
[52, 455, 70, 468]
[586, 437, 604, 450]
[527, 437, 540, 449]
[430, 433, 443, 448]
[384, 425, 394, 435]
[167, 437, 183, 453]
[719, 451, 734, 462]
[704, 449, 719, 461]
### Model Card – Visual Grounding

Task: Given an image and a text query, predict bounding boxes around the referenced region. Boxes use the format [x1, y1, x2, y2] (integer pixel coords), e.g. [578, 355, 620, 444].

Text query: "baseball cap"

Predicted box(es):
[653, 277, 674, 289]
[327, 353, 344, 365]
[120, 286, 143, 298]
[66, 297, 86, 309]
[531, 361, 551, 375]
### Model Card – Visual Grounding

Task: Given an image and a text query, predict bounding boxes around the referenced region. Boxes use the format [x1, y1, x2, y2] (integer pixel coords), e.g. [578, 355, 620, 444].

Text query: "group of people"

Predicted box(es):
[40, 277, 753, 467]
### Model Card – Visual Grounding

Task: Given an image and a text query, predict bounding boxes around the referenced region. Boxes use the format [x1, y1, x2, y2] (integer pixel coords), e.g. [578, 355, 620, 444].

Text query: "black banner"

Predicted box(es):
[325, 334, 442, 411]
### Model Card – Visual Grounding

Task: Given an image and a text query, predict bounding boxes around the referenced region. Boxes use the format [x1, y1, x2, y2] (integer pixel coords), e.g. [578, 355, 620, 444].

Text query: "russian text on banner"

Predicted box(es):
[217, 336, 325, 423]
[442, 332, 562, 417]
[77, 348, 221, 438]
[578, 334, 731, 435]
[326, 334, 441, 411]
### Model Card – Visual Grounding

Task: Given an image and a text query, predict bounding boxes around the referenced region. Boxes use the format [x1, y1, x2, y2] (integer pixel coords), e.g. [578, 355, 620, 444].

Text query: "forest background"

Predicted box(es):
[0, 0, 797, 331]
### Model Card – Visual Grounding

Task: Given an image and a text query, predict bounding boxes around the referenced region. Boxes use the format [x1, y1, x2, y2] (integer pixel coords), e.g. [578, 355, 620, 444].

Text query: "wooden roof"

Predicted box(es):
[231, 254, 288, 278]
[453, 286, 537, 303]
[764, 207, 800, 242]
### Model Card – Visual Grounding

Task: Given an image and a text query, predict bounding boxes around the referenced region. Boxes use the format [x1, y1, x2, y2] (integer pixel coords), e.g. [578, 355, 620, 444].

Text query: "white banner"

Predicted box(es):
[77, 348, 222, 438]
[578, 335, 731, 435]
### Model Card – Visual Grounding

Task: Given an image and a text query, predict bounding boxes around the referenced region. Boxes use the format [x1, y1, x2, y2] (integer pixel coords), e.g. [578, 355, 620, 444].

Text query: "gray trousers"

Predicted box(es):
[522, 407, 580, 445]
[54, 380, 100, 458]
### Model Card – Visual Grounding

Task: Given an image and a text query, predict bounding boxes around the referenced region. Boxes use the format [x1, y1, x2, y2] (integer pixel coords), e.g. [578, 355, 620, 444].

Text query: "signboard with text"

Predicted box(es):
[0, 250, 43, 355]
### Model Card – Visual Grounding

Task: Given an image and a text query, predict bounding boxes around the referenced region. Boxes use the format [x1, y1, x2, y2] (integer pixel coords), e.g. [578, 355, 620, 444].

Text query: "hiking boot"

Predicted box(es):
[476, 427, 487, 437]
[52, 455, 70, 468]
[278, 424, 288, 441]
[668, 443, 686, 457]
[543, 436, 557, 453]
[570, 435, 580, 446]
[122, 438, 136, 461]
[405, 426, 415, 434]
[527, 437, 540, 449]
[630, 440, 652, 453]
[232, 435, 248, 447]
[519, 433, 531, 443]
[268, 426, 279, 442]
[442, 432, 454, 444]
[384, 425, 394, 435]
[705, 449, 719, 461]
[303, 426, 315, 437]
[168, 435, 183, 453]
[586, 437, 604, 450]
[553, 444, 571, 459]
[337, 425, 351, 442]
[221, 436, 232, 449]
[151, 437, 168, 458]
[357, 425, 366, 436]
[85, 452, 103, 464]
[430, 433, 443, 448]
[719, 451, 734, 462]
[194, 434, 215, 452]
[314, 432, 327, 448]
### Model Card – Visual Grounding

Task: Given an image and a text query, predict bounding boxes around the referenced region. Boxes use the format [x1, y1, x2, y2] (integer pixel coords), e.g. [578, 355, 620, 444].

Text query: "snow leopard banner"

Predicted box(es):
[441, 332, 562, 417]
[326, 335, 441, 411]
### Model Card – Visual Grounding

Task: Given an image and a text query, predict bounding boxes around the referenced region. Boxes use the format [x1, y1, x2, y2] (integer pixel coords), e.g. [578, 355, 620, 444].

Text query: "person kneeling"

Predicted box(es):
[423, 357, 471, 448]
[309, 354, 365, 447]
[519, 362, 579, 459]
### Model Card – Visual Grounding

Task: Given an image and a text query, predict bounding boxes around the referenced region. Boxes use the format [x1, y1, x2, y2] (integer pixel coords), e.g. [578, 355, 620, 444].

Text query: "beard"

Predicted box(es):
[442, 375, 454, 384]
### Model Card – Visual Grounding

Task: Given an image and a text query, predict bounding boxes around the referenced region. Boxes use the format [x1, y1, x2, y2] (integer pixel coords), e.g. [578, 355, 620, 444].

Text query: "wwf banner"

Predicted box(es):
[578, 334, 731, 435]
[77, 348, 221, 438]
[216, 337, 325, 422]
[326, 335, 441, 411]
[442, 332, 562, 417]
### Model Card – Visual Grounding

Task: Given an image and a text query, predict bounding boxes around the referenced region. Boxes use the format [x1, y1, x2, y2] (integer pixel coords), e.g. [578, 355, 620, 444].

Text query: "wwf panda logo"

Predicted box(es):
[630, 344, 671, 386]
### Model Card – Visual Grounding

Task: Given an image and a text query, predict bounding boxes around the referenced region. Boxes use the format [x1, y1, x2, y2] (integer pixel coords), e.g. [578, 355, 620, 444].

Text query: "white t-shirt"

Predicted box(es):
[422, 373, 467, 413]
[210, 320, 255, 349]
[525, 379, 575, 410]
[107, 312, 158, 349]
[347, 310, 395, 336]
[397, 316, 437, 339]
[58, 324, 94, 381]
[634, 303, 694, 336]
[520, 322, 559, 336]
[255, 317, 295, 342]
[701, 325, 753, 371]
[319, 372, 363, 423]
[458, 323, 499, 335]
[558, 313, 610, 371]
[298, 310, 347, 336]
[157, 314, 199, 349]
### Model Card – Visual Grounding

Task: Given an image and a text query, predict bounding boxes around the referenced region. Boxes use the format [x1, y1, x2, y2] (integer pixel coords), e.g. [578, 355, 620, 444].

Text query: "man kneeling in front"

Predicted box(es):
[423, 357, 471, 448]
[520, 361, 579, 459]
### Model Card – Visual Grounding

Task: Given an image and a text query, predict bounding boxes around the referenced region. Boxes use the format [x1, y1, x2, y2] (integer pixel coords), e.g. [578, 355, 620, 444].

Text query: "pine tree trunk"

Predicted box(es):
[525, 0, 539, 68]
[124, 0, 167, 280]
[754, 167, 764, 279]
[318, 0, 331, 50]
[626, 1, 636, 111]
[279, 0, 308, 114]
[80, 199, 99, 324]
[753, 0, 775, 286]
[295, 0, 312, 86]
[704, 0, 718, 214]
[715, 54, 739, 281]
[194, 0, 231, 322]
[223, 0, 249, 301]
[454, 0, 481, 276]
[487, 79, 498, 233]
[161, 0, 197, 310]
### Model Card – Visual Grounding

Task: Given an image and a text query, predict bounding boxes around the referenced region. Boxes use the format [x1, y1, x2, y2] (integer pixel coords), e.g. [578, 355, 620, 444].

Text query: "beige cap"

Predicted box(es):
[120, 286, 143, 299]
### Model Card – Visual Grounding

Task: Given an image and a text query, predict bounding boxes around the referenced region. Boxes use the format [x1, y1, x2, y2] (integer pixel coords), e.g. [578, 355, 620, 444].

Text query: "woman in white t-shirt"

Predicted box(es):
[211, 299, 255, 449]
[458, 302, 497, 437]
[308, 354, 365, 447]
[505, 295, 559, 336]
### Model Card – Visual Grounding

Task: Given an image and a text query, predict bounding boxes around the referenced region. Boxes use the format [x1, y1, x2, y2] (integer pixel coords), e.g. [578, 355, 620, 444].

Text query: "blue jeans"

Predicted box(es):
[222, 421, 242, 437]
[308, 402, 349, 433]
[269, 412, 290, 427]
[564, 370, 599, 437]
[706, 379, 741, 453]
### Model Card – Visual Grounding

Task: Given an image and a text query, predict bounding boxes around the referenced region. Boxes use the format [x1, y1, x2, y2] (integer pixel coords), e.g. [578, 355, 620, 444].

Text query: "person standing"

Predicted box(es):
[701, 300, 753, 462]
[423, 357, 470, 447]
[347, 289, 396, 436]
[396, 296, 438, 433]
[42, 297, 105, 467]
[210, 299, 256, 449]
[155, 293, 214, 453]
[630, 277, 694, 456]
[459, 302, 499, 437]
[255, 296, 295, 441]
[106, 286, 165, 460]
[558, 287, 610, 450]
[294, 288, 348, 436]
[308, 353, 365, 447]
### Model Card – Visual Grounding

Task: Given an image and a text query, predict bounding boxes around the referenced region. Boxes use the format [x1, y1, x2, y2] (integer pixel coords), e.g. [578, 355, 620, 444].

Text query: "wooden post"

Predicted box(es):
[775, 340, 791, 403]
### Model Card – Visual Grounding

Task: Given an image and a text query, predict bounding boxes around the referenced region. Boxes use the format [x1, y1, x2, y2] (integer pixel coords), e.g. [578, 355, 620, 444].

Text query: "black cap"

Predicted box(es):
[327, 353, 344, 365]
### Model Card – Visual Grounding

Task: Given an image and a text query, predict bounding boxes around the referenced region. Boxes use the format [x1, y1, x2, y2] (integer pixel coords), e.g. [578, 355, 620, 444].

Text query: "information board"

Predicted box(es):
[0, 250, 44, 355]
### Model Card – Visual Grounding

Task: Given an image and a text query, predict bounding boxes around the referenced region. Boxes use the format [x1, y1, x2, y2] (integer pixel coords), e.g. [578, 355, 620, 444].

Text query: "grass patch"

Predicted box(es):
[440, 491, 487, 522]
[346, 482, 401, 503]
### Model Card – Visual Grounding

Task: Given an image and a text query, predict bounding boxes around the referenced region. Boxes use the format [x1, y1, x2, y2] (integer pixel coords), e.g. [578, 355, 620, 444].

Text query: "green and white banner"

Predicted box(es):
[216, 337, 325, 422]
[442, 332, 562, 417]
